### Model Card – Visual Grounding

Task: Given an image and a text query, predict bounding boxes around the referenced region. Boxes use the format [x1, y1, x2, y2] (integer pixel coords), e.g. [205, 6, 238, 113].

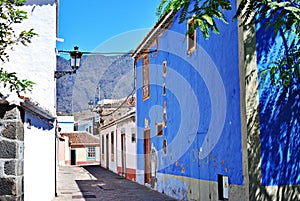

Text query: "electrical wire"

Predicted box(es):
[57, 50, 157, 56]
[100, 88, 135, 117]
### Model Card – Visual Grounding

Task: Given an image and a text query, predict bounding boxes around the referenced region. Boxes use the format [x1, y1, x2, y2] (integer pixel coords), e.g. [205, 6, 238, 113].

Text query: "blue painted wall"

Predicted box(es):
[25, 112, 53, 131]
[256, 20, 300, 186]
[136, 0, 244, 188]
[78, 120, 93, 134]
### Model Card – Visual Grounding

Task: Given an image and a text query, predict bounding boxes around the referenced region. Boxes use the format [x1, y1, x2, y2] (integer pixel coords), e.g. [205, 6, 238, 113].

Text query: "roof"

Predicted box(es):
[132, 11, 175, 59]
[0, 92, 55, 123]
[60, 131, 99, 146]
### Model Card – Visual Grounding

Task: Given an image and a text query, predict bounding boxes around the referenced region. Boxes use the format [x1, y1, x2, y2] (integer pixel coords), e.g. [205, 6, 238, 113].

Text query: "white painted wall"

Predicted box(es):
[2, 2, 56, 113]
[117, 120, 136, 171]
[57, 116, 75, 132]
[100, 116, 137, 175]
[100, 125, 117, 172]
[1, 1, 57, 200]
[24, 122, 55, 201]
[64, 136, 70, 165]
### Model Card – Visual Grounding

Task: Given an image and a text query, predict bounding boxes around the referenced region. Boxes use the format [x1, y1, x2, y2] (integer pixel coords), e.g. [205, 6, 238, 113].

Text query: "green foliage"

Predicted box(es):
[0, 0, 37, 94]
[235, 0, 300, 88]
[157, 0, 232, 40]
[157, 0, 300, 88]
[0, 67, 35, 94]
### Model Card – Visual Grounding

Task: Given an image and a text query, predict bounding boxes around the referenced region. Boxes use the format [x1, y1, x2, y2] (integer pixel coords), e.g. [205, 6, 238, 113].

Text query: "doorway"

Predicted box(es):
[144, 129, 151, 184]
[106, 134, 109, 169]
[71, 149, 76, 165]
[121, 133, 126, 177]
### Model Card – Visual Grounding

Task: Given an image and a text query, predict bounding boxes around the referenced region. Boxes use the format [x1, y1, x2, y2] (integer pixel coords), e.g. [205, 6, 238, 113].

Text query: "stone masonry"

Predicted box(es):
[0, 105, 24, 201]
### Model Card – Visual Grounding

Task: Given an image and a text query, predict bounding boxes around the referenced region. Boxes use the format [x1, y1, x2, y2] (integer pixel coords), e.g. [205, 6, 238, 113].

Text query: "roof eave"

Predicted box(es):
[21, 100, 55, 122]
[132, 11, 174, 59]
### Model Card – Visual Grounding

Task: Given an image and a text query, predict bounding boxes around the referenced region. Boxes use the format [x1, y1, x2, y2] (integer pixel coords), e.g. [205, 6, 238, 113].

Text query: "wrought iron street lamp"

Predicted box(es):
[55, 46, 83, 79]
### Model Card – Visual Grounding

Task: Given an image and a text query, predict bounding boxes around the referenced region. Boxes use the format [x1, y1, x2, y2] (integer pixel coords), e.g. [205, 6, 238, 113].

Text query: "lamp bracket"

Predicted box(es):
[54, 70, 76, 79]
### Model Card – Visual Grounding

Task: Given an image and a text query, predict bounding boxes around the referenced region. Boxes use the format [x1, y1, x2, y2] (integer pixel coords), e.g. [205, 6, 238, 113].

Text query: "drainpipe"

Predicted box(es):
[54, 120, 58, 197]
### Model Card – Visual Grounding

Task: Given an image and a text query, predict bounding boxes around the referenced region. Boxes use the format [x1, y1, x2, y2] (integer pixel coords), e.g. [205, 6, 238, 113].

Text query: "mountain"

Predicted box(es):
[56, 54, 134, 113]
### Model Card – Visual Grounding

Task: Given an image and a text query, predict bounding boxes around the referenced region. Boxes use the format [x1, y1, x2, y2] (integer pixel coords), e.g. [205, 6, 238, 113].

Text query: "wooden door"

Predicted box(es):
[144, 129, 151, 184]
[71, 149, 76, 165]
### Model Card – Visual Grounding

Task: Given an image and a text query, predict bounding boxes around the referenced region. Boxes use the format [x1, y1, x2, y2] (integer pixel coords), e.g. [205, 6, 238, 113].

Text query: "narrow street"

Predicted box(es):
[52, 165, 177, 201]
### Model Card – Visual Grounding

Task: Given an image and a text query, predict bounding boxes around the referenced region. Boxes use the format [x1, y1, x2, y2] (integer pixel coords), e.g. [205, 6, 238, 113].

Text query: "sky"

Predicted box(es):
[56, 0, 162, 56]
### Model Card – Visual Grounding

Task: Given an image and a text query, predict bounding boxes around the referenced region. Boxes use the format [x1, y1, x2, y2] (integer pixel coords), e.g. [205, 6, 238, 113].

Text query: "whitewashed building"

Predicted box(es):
[0, 0, 58, 200]
[100, 109, 137, 181]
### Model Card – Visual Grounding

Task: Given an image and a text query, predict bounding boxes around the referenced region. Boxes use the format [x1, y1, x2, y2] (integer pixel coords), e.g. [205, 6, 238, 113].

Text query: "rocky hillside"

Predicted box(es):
[56, 54, 134, 113]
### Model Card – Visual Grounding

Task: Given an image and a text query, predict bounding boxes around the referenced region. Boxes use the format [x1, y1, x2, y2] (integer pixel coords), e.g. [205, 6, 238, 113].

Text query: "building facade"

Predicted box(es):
[132, 1, 299, 200]
[100, 110, 137, 181]
[59, 132, 100, 166]
[0, 0, 58, 200]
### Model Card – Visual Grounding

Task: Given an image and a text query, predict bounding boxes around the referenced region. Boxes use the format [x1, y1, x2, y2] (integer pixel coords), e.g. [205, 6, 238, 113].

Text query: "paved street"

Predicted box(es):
[52, 165, 177, 201]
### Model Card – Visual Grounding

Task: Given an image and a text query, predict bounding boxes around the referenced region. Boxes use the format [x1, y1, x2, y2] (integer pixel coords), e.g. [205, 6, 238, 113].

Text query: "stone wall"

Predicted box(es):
[0, 105, 24, 200]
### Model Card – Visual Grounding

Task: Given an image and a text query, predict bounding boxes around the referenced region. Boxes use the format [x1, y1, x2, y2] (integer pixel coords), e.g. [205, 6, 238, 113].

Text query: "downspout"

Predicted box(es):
[54, 120, 58, 197]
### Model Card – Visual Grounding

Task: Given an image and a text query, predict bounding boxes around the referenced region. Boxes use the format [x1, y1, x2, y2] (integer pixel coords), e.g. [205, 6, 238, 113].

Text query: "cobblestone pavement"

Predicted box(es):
[52, 165, 177, 201]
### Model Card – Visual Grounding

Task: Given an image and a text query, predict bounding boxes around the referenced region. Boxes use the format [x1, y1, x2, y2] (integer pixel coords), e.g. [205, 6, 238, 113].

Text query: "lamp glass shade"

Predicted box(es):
[69, 47, 82, 70]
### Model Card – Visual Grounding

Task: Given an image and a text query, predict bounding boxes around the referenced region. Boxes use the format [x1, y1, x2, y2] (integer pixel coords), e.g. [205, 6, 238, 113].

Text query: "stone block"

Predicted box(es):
[0, 178, 16, 196]
[0, 141, 16, 159]
[3, 161, 23, 176]
[0, 195, 23, 201]
[2, 122, 24, 141]
[4, 161, 16, 176]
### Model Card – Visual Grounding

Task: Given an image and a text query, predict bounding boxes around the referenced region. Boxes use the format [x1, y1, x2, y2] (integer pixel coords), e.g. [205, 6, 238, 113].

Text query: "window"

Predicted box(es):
[163, 60, 167, 77]
[111, 131, 114, 161]
[87, 146, 96, 160]
[187, 18, 196, 55]
[142, 54, 150, 100]
[156, 123, 164, 136]
[163, 138, 167, 155]
[131, 128, 136, 143]
[163, 83, 166, 96]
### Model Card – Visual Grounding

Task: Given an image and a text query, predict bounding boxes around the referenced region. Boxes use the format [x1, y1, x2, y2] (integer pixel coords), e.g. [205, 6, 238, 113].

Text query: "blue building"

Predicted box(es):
[132, 1, 299, 200]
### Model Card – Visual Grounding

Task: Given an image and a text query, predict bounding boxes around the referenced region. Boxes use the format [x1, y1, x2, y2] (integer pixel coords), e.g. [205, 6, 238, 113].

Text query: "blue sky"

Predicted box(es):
[56, 0, 162, 55]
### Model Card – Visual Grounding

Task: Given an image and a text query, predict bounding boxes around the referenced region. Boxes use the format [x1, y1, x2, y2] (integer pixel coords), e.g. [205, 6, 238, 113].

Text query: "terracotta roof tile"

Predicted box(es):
[60, 131, 99, 146]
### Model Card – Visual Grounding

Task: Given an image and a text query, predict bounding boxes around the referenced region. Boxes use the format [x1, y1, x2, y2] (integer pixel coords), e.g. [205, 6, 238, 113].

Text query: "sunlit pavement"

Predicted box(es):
[52, 165, 177, 201]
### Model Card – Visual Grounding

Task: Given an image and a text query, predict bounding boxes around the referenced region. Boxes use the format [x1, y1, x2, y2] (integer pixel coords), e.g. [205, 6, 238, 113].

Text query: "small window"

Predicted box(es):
[163, 83, 166, 96]
[163, 60, 167, 77]
[131, 128, 136, 143]
[187, 18, 196, 55]
[142, 54, 150, 100]
[87, 146, 96, 160]
[111, 131, 114, 161]
[163, 112, 167, 127]
[163, 138, 167, 155]
[156, 123, 164, 136]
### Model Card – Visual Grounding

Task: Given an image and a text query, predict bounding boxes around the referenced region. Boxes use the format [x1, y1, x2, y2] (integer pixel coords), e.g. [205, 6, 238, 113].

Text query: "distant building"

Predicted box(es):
[57, 116, 74, 132]
[59, 131, 100, 166]
[100, 110, 136, 181]
[76, 116, 99, 135]
[96, 98, 137, 180]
